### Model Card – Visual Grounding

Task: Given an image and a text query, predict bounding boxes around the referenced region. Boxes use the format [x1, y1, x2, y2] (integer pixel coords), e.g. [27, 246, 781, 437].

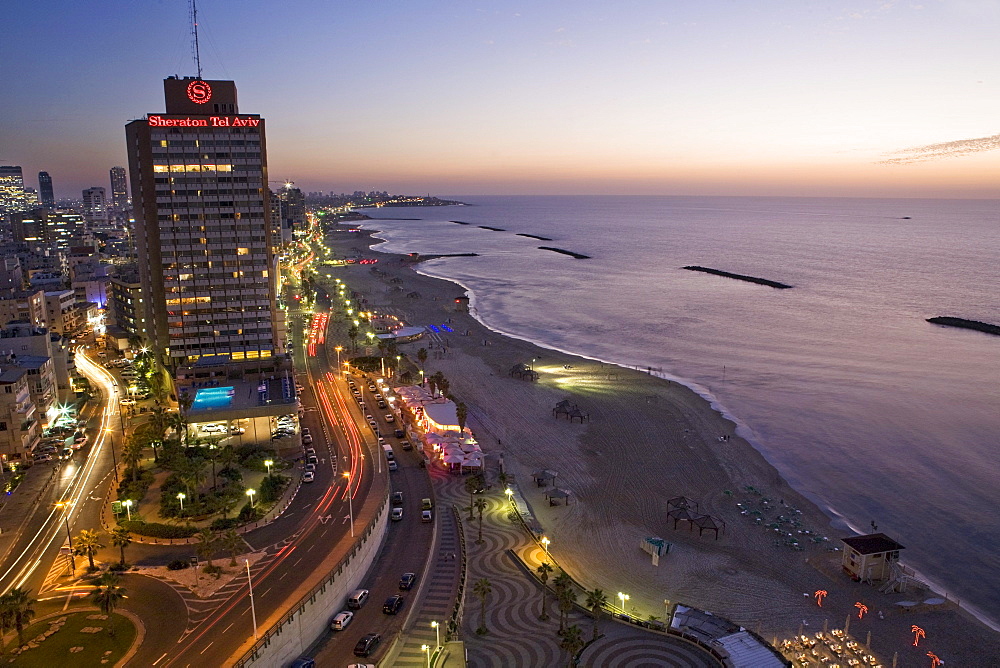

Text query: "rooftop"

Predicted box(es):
[841, 533, 905, 555]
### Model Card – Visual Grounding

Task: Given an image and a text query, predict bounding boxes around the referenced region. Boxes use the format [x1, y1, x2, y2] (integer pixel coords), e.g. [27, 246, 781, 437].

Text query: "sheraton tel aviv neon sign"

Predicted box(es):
[148, 115, 260, 128]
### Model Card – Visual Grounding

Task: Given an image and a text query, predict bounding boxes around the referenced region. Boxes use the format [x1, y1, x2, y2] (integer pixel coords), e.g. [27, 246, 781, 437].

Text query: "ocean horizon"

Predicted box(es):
[353, 194, 1000, 630]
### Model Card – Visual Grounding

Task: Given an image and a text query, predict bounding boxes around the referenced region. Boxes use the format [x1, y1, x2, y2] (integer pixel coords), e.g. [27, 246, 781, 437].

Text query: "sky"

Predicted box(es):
[2, 0, 999, 198]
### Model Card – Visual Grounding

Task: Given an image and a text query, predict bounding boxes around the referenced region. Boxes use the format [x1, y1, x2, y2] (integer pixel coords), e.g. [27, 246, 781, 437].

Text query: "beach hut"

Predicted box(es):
[840, 533, 904, 583]
[693, 514, 726, 539]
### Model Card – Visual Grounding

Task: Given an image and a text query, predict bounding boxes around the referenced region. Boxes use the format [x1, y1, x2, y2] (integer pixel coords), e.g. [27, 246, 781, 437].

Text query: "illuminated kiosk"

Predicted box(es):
[177, 354, 299, 450]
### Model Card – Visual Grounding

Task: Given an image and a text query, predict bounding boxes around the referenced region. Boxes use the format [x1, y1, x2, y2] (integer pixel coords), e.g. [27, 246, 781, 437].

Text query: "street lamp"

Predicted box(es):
[422, 644, 430, 668]
[123, 499, 133, 521]
[541, 536, 551, 562]
[246, 559, 258, 639]
[343, 472, 354, 536]
[104, 427, 119, 483]
[177, 492, 185, 511]
[618, 592, 630, 614]
[335, 346, 344, 377]
[505, 487, 513, 507]
[264, 459, 273, 476]
[431, 620, 440, 649]
[395, 355, 401, 380]
[55, 502, 76, 574]
[246, 488, 256, 507]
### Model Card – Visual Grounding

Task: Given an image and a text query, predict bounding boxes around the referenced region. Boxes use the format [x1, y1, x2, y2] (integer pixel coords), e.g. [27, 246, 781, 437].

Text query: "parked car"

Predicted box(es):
[391, 491, 403, 505]
[399, 572, 416, 590]
[302, 434, 313, 445]
[382, 595, 404, 615]
[303, 471, 315, 483]
[304, 463, 316, 473]
[353, 633, 381, 657]
[421, 509, 433, 522]
[394, 429, 405, 438]
[383, 414, 394, 423]
[391, 507, 403, 521]
[289, 659, 315, 668]
[330, 610, 353, 631]
[387, 461, 398, 472]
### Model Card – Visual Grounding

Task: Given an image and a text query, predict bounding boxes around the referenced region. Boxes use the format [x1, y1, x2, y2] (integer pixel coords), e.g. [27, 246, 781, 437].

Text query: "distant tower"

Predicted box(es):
[38, 171, 55, 208]
[0, 166, 32, 215]
[109, 166, 128, 210]
[82, 187, 109, 226]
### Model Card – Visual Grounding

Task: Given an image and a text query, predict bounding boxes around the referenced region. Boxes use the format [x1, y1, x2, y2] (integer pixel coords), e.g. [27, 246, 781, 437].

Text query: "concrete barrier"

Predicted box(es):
[231, 493, 390, 668]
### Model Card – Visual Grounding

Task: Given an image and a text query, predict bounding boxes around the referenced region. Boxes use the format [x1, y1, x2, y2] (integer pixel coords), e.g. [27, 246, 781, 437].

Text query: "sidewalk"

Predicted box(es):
[0, 463, 65, 556]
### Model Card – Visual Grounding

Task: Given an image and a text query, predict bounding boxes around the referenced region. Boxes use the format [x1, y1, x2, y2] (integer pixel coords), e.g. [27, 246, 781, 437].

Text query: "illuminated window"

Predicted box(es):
[236, 248, 249, 255]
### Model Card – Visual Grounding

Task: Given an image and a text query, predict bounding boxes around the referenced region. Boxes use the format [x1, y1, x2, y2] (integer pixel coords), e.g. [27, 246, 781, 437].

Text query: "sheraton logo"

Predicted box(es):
[148, 115, 261, 128]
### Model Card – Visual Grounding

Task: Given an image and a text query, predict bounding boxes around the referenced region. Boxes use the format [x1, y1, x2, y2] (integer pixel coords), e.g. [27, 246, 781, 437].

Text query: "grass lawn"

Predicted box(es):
[2, 611, 136, 666]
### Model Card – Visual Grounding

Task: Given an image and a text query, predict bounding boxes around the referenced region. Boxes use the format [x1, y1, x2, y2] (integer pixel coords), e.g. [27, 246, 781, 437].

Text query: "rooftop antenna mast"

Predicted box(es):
[189, 0, 203, 79]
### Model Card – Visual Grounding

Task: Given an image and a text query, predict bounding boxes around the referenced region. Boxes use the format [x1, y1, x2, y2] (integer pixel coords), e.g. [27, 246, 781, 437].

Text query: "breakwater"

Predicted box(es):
[682, 266, 792, 289]
[927, 317, 1000, 337]
[517, 233, 553, 241]
[539, 246, 590, 259]
[479, 225, 506, 231]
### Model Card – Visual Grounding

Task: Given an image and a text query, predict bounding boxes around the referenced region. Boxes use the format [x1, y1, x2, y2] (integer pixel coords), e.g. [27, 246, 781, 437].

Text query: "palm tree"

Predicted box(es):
[559, 624, 584, 667]
[456, 401, 468, 433]
[417, 347, 428, 376]
[474, 497, 488, 544]
[536, 562, 553, 620]
[110, 527, 133, 566]
[0, 602, 12, 655]
[437, 375, 450, 399]
[465, 474, 483, 519]
[91, 572, 126, 636]
[75, 529, 105, 571]
[168, 411, 188, 447]
[347, 326, 359, 352]
[497, 471, 509, 490]
[195, 528, 217, 569]
[123, 434, 145, 482]
[221, 528, 244, 567]
[473, 577, 492, 635]
[585, 588, 608, 641]
[0, 588, 35, 648]
[557, 586, 577, 634]
[182, 457, 207, 498]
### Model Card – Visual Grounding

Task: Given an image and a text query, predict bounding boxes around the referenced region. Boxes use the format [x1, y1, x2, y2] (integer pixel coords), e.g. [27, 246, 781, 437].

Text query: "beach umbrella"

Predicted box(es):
[443, 452, 464, 465]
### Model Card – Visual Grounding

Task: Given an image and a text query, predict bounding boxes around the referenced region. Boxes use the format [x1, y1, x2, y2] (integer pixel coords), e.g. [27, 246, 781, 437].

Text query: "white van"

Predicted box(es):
[382, 444, 394, 461]
[347, 589, 369, 610]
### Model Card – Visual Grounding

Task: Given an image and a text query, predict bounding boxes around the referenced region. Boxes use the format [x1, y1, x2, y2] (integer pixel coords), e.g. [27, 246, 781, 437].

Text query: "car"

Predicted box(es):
[399, 572, 416, 590]
[391, 507, 403, 521]
[387, 460, 398, 471]
[353, 633, 381, 657]
[421, 498, 433, 510]
[302, 434, 313, 445]
[303, 471, 315, 483]
[229, 426, 245, 435]
[365, 414, 374, 422]
[304, 447, 316, 456]
[391, 491, 403, 505]
[394, 429, 405, 438]
[288, 659, 316, 668]
[377, 400, 387, 409]
[373, 393, 383, 401]
[383, 414, 395, 423]
[401, 440, 413, 451]
[120, 399, 136, 406]
[421, 509, 433, 522]
[330, 610, 353, 631]
[304, 463, 316, 472]
[382, 595, 404, 614]
[38, 445, 59, 454]
[32, 453, 53, 463]
[301, 427, 310, 436]
[59, 448, 73, 460]
[346, 664, 375, 668]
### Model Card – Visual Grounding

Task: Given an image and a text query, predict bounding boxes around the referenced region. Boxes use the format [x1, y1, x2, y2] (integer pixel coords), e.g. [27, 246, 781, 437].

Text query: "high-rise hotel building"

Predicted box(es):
[125, 77, 280, 370]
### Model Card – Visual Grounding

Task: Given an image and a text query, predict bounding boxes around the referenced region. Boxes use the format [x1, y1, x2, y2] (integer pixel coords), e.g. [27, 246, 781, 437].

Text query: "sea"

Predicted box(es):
[354, 195, 1000, 629]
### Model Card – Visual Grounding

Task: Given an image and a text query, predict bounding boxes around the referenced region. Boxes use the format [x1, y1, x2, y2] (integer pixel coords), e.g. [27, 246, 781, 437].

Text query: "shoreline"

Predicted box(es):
[327, 226, 1000, 663]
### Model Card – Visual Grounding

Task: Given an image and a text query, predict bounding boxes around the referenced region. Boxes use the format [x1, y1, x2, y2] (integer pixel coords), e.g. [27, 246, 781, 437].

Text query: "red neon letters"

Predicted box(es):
[148, 115, 261, 128]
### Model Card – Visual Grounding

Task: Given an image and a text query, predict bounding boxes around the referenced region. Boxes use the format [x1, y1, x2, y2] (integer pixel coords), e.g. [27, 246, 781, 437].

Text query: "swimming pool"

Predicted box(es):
[192, 386, 236, 409]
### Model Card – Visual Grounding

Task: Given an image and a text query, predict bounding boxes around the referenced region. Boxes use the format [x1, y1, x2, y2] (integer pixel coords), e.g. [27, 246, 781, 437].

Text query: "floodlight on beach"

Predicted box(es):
[618, 592, 629, 612]
[541, 536, 551, 561]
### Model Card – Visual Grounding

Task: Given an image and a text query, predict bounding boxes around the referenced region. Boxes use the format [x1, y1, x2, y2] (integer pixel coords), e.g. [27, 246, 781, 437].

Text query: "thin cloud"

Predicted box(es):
[878, 133, 1000, 164]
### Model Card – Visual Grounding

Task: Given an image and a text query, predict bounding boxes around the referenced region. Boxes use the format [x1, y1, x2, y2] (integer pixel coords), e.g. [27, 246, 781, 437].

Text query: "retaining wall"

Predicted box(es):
[232, 493, 390, 668]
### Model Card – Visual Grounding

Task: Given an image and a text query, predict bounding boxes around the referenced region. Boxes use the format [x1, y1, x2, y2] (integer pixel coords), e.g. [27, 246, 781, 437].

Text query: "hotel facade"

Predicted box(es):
[125, 77, 282, 371]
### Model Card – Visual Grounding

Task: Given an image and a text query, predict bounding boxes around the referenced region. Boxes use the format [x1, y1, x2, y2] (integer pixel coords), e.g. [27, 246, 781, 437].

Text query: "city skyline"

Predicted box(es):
[3, 0, 999, 198]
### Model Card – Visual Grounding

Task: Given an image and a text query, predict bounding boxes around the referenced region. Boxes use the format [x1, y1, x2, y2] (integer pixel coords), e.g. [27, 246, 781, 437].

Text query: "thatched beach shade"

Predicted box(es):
[546, 488, 572, 506]
[532, 469, 558, 487]
[552, 399, 575, 418]
[666, 496, 700, 513]
[406, 291, 422, 299]
[666, 507, 698, 531]
[693, 514, 726, 539]
[509, 363, 538, 381]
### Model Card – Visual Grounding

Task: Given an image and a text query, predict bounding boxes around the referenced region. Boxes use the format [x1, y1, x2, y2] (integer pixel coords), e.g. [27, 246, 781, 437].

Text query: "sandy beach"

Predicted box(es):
[326, 227, 1000, 665]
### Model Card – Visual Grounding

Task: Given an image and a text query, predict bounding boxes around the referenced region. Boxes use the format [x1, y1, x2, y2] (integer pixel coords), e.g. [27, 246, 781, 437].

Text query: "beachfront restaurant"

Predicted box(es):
[840, 532, 904, 583]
